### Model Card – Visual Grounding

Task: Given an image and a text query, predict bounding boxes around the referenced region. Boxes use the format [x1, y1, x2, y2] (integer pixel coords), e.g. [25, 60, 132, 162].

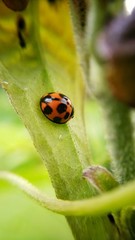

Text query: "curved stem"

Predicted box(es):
[1, 171, 135, 216]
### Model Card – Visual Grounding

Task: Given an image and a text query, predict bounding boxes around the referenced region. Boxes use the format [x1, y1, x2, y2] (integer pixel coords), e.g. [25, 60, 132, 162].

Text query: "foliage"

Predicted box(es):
[0, 1, 135, 240]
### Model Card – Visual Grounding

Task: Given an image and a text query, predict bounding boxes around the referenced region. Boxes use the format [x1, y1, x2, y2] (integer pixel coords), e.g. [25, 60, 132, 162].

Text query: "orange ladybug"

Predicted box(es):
[40, 92, 74, 124]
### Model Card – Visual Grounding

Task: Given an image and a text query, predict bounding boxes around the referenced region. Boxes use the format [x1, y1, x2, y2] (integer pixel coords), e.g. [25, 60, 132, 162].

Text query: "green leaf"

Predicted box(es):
[0, 0, 89, 198]
[0, 1, 123, 239]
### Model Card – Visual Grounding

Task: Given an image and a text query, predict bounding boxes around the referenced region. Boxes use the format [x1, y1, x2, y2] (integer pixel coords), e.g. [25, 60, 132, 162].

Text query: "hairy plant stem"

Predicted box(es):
[88, 2, 135, 237]
[101, 93, 135, 183]
[68, 0, 91, 93]
[89, 0, 135, 183]
[1, 171, 135, 217]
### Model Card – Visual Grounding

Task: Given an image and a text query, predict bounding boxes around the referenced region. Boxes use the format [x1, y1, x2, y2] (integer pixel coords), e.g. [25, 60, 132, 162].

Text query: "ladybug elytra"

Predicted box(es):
[40, 92, 74, 124]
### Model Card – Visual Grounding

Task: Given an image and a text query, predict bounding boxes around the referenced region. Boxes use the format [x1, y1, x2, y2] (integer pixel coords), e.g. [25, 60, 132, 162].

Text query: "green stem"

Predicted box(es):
[101, 95, 135, 183]
[1, 171, 135, 217]
[68, 0, 91, 92]
[89, 0, 135, 183]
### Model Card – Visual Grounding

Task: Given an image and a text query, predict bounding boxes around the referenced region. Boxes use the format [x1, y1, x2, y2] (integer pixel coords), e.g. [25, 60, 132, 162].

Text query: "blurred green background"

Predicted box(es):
[0, 86, 108, 240]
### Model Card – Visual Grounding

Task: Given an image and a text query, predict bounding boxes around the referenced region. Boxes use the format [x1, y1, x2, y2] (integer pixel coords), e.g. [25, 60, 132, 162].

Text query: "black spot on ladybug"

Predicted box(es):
[53, 117, 61, 123]
[55, 98, 61, 101]
[44, 105, 53, 115]
[64, 112, 70, 119]
[52, 98, 60, 101]
[57, 103, 67, 114]
[70, 108, 74, 118]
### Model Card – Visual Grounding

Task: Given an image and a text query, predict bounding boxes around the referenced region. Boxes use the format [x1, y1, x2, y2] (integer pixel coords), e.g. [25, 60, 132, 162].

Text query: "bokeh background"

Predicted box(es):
[0, 0, 132, 239]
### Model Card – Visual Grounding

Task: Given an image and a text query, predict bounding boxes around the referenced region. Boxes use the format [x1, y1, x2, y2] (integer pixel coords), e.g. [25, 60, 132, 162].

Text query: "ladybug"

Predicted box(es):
[40, 92, 74, 124]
